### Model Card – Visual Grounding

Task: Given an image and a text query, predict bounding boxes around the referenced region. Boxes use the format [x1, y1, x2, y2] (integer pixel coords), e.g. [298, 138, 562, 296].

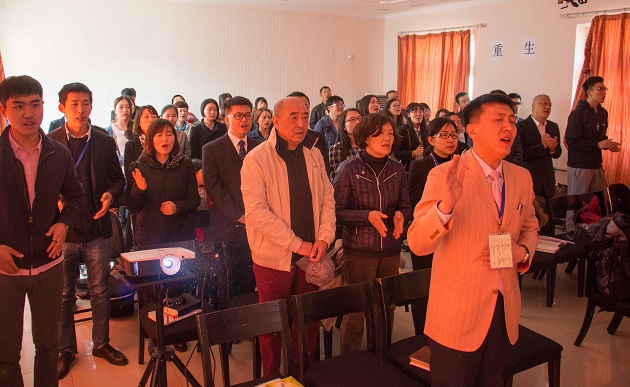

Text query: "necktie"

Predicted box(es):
[238, 140, 246, 161]
[489, 170, 502, 214]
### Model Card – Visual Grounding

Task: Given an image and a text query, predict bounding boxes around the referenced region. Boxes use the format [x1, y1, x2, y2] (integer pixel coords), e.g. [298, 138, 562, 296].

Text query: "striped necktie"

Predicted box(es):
[238, 140, 246, 161]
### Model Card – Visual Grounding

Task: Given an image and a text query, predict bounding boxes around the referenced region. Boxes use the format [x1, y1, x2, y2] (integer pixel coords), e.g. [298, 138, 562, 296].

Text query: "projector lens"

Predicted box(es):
[164, 259, 173, 269]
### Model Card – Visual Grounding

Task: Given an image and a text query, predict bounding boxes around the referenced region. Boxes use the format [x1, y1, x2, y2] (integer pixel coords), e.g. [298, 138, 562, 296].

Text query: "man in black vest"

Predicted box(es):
[49, 83, 127, 379]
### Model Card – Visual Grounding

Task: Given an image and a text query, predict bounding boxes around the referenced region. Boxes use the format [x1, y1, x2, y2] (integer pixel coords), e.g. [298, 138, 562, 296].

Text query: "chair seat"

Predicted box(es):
[139, 304, 213, 344]
[553, 244, 586, 264]
[527, 251, 557, 272]
[384, 334, 431, 386]
[304, 351, 421, 387]
[506, 325, 563, 377]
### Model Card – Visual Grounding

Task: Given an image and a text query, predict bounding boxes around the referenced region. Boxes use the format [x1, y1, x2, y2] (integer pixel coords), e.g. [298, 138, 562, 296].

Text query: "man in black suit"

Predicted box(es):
[517, 94, 562, 199]
[202, 96, 261, 245]
[48, 83, 127, 379]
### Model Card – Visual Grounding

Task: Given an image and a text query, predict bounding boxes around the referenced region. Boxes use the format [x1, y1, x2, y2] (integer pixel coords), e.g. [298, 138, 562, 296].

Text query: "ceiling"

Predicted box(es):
[158, 0, 489, 19]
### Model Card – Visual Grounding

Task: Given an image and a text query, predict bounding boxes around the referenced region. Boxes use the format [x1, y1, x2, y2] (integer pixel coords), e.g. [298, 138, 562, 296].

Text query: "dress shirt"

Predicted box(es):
[227, 131, 248, 154]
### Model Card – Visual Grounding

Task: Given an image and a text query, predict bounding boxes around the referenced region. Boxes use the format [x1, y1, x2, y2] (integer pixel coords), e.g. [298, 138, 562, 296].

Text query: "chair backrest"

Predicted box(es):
[608, 184, 630, 215]
[217, 240, 257, 309]
[292, 282, 374, 378]
[196, 299, 292, 387]
[548, 191, 607, 235]
[376, 269, 431, 354]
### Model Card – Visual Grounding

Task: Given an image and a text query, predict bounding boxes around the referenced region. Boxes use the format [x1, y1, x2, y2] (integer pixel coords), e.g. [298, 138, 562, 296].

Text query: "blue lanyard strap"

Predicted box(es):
[73, 137, 91, 169]
[498, 182, 506, 218]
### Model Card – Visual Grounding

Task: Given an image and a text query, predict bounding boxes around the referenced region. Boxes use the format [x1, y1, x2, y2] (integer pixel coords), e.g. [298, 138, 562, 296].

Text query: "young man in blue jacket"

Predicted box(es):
[0, 75, 84, 387]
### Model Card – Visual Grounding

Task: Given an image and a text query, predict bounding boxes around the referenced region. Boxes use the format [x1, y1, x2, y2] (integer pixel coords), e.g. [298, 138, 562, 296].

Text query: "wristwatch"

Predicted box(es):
[518, 244, 530, 264]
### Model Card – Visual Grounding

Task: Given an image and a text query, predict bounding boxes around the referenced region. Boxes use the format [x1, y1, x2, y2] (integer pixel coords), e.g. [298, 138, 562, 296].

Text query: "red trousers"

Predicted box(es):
[253, 263, 319, 378]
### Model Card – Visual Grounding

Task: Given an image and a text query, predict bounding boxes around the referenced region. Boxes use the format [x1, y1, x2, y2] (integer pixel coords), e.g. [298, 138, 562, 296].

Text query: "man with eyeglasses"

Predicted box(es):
[309, 86, 331, 129]
[508, 93, 524, 123]
[565, 76, 620, 195]
[202, 96, 261, 246]
[314, 95, 344, 150]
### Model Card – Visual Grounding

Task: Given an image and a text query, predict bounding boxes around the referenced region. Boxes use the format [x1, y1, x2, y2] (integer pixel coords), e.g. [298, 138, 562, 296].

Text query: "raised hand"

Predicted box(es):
[132, 168, 147, 190]
[437, 155, 464, 215]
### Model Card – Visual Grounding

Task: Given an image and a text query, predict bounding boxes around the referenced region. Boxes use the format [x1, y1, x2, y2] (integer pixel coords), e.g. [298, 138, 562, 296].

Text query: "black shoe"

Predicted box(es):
[92, 344, 128, 366]
[58, 351, 75, 380]
[173, 342, 188, 352]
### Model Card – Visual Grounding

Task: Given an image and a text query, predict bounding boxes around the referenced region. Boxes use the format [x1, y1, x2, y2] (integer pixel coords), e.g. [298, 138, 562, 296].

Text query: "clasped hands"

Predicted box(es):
[368, 210, 404, 239]
[541, 133, 558, 152]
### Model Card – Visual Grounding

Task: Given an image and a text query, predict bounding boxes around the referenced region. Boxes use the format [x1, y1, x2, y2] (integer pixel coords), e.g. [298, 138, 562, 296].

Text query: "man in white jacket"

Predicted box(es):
[241, 96, 336, 378]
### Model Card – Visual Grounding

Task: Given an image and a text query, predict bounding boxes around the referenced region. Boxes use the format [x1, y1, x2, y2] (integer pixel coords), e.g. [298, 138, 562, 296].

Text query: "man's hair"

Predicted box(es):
[582, 76, 604, 94]
[143, 118, 180, 158]
[319, 86, 331, 94]
[489, 89, 508, 96]
[174, 100, 188, 110]
[0, 75, 43, 106]
[326, 95, 344, 108]
[58, 82, 93, 105]
[160, 104, 177, 116]
[171, 94, 184, 104]
[287, 91, 309, 104]
[455, 91, 468, 104]
[507, 92, 521, 100]
[200, 98, 219, 117]
[121, 87, 136, 98]
[354, 113, 399, 150]
[462, 93, 514, 126]
[386, 90, 397, 97]
[223, 96, 252, 115]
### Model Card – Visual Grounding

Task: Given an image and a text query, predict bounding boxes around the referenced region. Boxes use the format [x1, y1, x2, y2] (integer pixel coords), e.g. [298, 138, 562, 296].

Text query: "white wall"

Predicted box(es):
[383, 0, 628, 175]
[0, 0, 384, 128]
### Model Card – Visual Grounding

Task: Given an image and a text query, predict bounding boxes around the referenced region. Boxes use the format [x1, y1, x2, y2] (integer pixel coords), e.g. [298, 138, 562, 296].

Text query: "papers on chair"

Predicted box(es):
[256, 376, 303, 386]
[409, 346, 431, 371]
[536, 235, 575, 253]
[147, 308, 201, 326]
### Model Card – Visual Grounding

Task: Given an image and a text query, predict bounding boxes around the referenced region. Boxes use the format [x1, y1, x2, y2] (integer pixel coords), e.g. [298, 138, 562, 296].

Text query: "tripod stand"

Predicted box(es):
[127, 273, 202, 387]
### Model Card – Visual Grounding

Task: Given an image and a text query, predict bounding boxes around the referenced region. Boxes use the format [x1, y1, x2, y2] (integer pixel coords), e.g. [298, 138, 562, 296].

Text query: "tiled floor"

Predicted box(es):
[19, 255, 630, 386]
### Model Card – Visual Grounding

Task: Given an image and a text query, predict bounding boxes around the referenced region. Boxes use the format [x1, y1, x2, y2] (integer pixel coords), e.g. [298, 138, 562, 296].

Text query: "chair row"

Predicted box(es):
[195, 269, 563, 387]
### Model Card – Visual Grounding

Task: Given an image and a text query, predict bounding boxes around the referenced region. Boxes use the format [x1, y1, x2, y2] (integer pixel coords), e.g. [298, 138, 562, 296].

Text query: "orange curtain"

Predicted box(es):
[398, 30, 470, 113]
[0, 51, 6, 132]
[571, 13, 630, 187]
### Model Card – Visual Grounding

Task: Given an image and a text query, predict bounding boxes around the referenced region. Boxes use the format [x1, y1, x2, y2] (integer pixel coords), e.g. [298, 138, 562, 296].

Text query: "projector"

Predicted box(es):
[120, 247, 196, 277]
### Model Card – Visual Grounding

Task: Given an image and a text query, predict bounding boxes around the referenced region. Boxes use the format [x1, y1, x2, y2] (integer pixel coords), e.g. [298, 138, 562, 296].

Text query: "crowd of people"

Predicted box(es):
[0, 74, 620, 387]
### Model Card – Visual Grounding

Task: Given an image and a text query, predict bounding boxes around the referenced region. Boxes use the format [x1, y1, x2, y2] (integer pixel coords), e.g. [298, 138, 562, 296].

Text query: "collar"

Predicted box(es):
[531, 115, 546, 127]
[471, 149, 503, 179]
[8, 128, 43, 154]
[65, 123, 92, 141]
[227, 130, 247, 151]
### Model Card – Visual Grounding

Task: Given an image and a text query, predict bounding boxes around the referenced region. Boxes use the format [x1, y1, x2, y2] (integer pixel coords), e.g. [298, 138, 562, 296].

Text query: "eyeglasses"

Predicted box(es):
[390, 104, 401, 108]
[433, 133, 459, 140]
[332, 103, 345, 108]
[228, 113, 253, 121]
[594, 87, 608, 91]
[345, 116, 362, 123]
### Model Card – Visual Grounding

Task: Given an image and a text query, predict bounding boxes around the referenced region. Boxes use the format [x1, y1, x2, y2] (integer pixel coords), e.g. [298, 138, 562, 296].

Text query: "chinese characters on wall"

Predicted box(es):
[491, 38, 536, 59]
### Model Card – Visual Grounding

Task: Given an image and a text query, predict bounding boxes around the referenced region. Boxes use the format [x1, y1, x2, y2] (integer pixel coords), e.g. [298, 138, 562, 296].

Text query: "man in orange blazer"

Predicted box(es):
[408, 93, 539, 386]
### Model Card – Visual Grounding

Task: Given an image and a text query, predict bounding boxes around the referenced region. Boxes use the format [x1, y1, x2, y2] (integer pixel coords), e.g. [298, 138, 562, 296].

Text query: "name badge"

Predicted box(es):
[489, 233, 513, 269]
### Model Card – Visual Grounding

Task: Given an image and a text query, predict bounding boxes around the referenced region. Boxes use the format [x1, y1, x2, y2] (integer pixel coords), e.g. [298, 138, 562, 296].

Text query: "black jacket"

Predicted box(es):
[334, 153, 412, 255]
[565, 99, 608, 169]
[395, 123, 425, 172]
[517, 116, 562, 198]
[0, 128, 84, 270]
[48, 127, 126, 239]
[127, 153, 200, 246]
[189, 121, 227, 160]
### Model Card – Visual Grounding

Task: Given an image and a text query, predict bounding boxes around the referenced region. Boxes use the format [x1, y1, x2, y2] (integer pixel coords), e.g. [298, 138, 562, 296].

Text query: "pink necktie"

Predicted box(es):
[489, 170, 502, 213]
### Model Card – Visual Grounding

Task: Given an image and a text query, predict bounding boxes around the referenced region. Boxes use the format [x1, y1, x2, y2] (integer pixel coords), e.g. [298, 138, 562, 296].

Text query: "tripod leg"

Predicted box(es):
[139, 357, 156, 386]
[171, 353, 202, 387]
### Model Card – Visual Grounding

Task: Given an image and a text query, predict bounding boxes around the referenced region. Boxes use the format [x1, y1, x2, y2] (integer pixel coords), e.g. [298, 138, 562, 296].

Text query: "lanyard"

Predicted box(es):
[498, 181, 506, 219]
[430, 153, 452, 166]
[73, 137, 91, 169]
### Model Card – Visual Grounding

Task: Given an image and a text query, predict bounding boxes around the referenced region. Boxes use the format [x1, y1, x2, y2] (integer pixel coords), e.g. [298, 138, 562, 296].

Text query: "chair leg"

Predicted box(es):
[577, 257, 585, 297]
[138, 324, 145, 364]
[546, 266, 557, 308]
[574, 296, 597, 346]
[323, 329, 333, 359]
[254, 337, 262, 378]
[607, 313, 624, 335]
[565, 259, 577, 274]
[548, 357, 561, 387]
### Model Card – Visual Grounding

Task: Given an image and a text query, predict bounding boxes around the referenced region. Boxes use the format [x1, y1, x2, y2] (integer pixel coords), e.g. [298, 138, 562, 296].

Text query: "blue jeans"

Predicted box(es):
[58, 237, 112, 353]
